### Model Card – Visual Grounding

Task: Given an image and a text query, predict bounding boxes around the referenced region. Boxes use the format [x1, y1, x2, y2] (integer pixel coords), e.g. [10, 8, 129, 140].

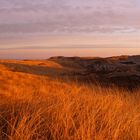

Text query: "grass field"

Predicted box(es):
[0, 61, 140, 140]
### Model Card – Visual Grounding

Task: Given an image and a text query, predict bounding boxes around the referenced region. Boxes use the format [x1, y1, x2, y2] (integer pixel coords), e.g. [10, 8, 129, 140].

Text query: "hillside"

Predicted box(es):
[0, 55, 140, 140]
[0, 55, 140, 90]
[49, 55, 140, 90]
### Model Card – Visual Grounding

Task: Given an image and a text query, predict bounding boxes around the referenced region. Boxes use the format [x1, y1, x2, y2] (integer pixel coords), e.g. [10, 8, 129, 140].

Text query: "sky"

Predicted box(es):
[0, 0, 140, 59]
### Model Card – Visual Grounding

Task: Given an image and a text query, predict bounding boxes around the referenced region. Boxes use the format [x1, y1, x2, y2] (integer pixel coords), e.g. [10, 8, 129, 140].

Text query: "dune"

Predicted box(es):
[0, 55, 140, 140]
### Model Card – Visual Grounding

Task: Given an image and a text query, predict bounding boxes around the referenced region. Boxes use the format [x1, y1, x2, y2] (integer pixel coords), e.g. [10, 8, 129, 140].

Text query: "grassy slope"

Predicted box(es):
[0, 61, 140, 140]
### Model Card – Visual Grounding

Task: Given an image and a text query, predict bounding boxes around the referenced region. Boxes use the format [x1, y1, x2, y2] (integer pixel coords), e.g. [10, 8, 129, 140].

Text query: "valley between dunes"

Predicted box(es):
[0, 55, 140, 140]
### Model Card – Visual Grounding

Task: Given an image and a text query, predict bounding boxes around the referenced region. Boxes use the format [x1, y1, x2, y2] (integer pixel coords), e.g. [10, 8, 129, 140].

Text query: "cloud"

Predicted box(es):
[0, 0, 140, 38]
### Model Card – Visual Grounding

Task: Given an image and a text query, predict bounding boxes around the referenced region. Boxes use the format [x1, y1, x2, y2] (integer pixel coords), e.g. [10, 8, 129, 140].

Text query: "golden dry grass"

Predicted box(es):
[0, 62, 140, 140]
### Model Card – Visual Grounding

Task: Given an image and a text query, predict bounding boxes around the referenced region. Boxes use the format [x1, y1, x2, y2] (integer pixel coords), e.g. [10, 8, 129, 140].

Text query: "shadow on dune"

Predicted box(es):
[49, 56, 140, 91]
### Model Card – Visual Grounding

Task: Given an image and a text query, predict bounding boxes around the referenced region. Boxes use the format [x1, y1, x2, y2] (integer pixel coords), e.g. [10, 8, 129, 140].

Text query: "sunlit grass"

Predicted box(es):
[0, 62, 140, 140]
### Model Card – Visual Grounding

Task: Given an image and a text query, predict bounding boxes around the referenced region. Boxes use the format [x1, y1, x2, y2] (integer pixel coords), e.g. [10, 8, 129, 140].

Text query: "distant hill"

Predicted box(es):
[49, 55, 140, 90]
[0, 55, 140, 90]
